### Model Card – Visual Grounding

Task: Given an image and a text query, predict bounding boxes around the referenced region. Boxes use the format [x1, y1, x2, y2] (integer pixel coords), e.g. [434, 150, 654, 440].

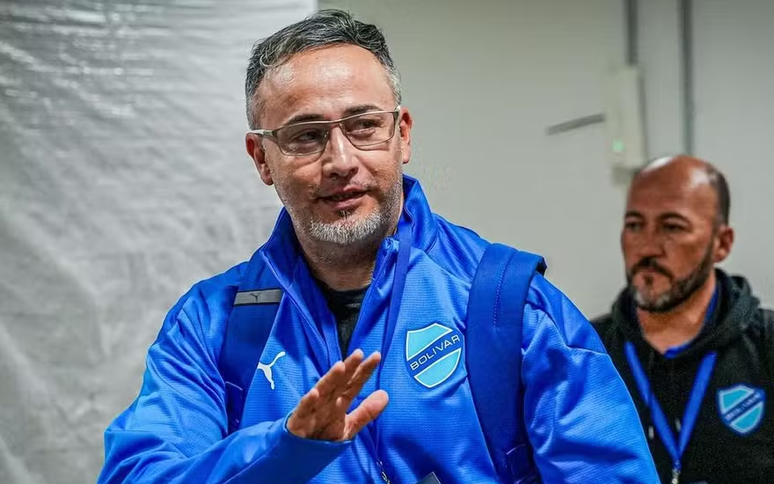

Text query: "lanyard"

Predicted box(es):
[318, 217, 412, 371]
[376, 219, 413, 389]
[311, 217, 411, 482]
[625, 342, 717, 484]
[366, 218, 413, 483]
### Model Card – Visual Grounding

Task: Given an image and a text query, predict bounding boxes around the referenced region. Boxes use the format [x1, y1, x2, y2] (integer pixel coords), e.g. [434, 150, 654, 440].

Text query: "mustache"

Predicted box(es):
[630, 258, 673, 279]
[315, 182, 373, 198]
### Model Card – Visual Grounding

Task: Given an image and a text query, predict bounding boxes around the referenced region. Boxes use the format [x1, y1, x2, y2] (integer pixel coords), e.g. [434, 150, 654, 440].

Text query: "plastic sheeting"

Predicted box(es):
[0, 1, 316, 482]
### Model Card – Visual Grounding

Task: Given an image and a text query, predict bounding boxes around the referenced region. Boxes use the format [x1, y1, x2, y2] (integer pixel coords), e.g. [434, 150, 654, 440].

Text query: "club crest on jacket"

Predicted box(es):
[717, 384, 765, 435]
[405, 322, 463, 388]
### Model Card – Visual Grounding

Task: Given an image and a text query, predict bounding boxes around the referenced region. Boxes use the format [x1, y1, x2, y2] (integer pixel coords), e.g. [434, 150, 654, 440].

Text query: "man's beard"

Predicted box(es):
[305, 175, 403, 246]
[626, 241, 715, 313]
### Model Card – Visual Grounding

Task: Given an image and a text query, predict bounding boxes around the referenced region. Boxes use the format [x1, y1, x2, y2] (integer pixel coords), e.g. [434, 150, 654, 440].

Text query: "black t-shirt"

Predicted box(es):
[318, 282, 368, 356]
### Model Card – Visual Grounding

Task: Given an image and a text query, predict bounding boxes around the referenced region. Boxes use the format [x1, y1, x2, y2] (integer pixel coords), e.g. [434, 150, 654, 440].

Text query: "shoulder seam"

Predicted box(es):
[524, 302, 609, 356]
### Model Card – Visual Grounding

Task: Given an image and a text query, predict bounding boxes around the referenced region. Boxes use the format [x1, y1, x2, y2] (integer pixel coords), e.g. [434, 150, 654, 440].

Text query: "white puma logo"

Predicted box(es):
[257, 351, 286, 390]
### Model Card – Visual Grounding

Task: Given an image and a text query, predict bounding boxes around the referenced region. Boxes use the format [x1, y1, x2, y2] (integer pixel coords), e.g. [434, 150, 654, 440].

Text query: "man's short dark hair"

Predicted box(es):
[706, 165, 731, 226]
[633, 156, 731, 226]
[244, 9, 401, 129]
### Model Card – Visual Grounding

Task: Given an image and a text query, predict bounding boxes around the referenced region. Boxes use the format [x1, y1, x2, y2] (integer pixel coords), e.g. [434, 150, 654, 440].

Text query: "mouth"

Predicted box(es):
[634, 267, 670, 279]
[319, 190, 367, 211]
[632, 269, 673, 291]
[324, 191, 364, 202]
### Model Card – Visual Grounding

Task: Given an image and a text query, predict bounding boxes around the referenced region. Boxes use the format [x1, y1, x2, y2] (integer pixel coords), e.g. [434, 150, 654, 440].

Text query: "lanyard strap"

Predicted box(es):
[378, 219, 413, 380]
[625, 342, 717, 481]
[369, 218, 413, 483]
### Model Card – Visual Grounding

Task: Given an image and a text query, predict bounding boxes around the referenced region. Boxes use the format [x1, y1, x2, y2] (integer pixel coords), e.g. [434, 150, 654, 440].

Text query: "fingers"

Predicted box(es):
[288, 350, 384, 440]
[314, 349, 364, 402]
[338, 351, 382, 406]
[288, 349, 379, 437]
[292, 387, 319, 422]
[344, 389, 390, 440]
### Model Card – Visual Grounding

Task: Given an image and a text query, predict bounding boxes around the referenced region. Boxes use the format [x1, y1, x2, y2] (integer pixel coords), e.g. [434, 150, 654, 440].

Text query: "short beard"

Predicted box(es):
[305, 174, 403, 247]
[627, 241, 715, 313]
[308, 207, 386, 245]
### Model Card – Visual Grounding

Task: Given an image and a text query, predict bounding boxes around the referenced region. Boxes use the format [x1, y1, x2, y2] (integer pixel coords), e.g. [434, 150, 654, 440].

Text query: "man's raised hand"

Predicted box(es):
[287, 349, 389, 441]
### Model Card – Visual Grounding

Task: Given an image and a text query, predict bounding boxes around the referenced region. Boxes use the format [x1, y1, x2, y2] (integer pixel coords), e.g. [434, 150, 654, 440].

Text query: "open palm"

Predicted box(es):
[287, 349, 389, 441]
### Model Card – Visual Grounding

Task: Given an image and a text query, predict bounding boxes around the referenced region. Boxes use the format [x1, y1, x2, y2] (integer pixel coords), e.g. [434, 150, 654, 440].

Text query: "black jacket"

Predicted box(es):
[593, 270, 774, 484]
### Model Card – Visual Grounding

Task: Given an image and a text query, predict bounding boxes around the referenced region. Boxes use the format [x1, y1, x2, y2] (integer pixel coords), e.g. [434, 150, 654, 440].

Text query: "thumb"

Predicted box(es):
[343, 390, 389, 440]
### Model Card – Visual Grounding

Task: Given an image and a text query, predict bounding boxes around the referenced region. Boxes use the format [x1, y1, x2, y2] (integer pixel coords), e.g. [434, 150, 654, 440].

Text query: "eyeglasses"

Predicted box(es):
[249, 107, 401, 156]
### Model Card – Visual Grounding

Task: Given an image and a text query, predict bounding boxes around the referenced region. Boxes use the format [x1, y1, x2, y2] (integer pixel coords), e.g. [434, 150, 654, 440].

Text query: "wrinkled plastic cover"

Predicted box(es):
[0, 1, 315, 482]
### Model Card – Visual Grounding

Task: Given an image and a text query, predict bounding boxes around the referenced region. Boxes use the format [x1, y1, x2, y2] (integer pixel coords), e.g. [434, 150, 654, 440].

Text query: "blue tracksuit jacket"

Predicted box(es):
[98, 176, 658, 483]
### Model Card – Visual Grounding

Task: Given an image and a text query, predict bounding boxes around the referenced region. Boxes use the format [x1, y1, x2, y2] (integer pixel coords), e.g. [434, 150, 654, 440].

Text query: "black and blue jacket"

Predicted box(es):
[594, 270, 774, 483]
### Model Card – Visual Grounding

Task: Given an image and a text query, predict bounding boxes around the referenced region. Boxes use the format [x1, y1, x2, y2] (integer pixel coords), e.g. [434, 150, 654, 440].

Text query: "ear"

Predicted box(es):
[713, 225, 735, 263]
[397, 107, 413, 165]
[245, 133, 274, 186]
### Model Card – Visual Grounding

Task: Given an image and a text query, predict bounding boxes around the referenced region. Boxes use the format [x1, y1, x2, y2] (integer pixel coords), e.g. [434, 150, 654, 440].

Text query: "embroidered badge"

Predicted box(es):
[405, 323, 463, 388]
[717, 384, 765, 435]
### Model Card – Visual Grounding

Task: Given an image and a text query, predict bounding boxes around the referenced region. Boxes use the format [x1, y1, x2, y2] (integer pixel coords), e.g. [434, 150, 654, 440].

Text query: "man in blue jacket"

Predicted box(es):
[98, 9, 658, 484]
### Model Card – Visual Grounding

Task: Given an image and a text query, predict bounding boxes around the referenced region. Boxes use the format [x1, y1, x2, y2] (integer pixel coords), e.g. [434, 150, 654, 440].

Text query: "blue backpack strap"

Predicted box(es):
[219, 262, 283, 435]
[466, 243, 547, 483]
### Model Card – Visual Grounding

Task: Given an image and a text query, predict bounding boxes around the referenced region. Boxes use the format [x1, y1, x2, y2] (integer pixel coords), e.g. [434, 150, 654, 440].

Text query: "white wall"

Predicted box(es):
[637, 0, 774, 307]
[692, 0, 774, 307]
[321, 0, 630, 317]
[322, 0, 774, 313]
[637, 0, 685, 157]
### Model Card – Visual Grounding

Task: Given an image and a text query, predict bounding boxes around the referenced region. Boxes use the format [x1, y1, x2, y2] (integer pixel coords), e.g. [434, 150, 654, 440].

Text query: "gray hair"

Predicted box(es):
[245, 9, 402, 129]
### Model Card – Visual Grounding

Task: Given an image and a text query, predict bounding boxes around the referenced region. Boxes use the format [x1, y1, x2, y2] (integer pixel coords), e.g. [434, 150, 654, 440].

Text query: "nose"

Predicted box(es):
[630, 226, 665, 260]
[321, 125, 358, 178]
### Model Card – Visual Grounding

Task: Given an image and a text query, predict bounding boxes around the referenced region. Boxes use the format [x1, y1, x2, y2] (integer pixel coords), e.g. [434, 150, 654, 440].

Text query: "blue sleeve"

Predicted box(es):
[521, 276, 659, 483]
[97, 290, 348, 484]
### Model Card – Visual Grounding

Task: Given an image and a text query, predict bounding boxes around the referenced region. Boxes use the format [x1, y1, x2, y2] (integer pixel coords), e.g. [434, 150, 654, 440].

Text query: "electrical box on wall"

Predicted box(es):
[605, 66, 647, 169]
